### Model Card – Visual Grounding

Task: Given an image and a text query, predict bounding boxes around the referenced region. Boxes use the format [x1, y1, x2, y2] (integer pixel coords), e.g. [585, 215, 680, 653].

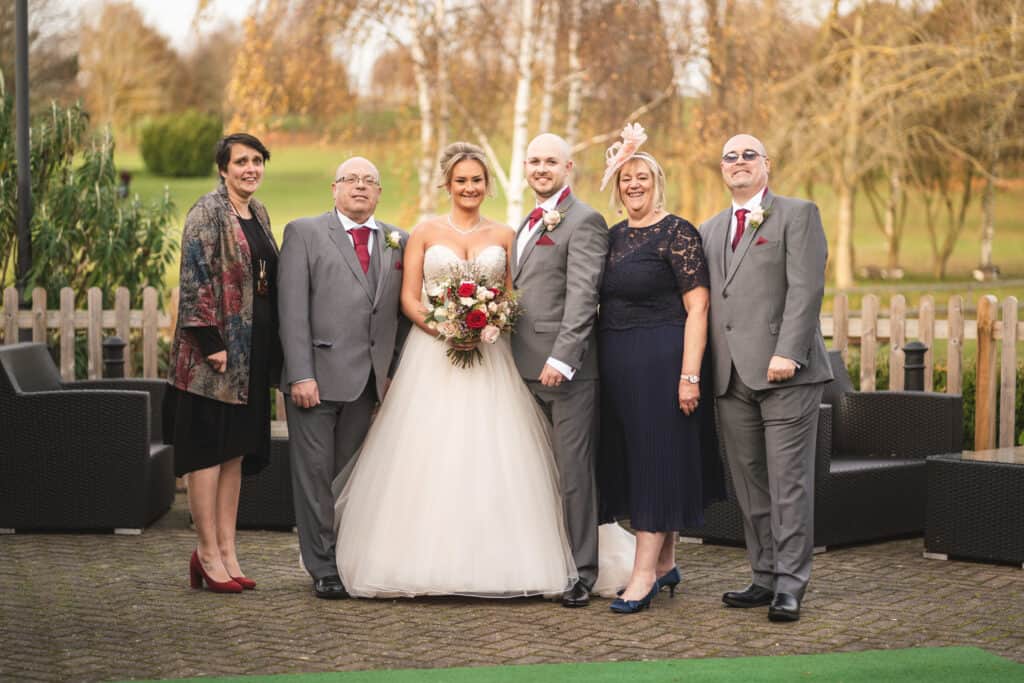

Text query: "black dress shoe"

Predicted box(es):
[722, 583, 774, 608]
[768, 592, 800, 622]
[562, 583, 590, 608]
[313, 575, 349, 599]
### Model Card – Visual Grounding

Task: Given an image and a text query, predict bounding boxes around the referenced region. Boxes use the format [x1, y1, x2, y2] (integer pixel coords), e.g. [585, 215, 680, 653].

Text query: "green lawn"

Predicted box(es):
[114, 143, 1024, 301]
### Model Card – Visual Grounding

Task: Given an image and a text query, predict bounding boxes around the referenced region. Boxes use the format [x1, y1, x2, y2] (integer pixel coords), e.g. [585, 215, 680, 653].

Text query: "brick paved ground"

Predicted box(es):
[1, 496, 1022, 683]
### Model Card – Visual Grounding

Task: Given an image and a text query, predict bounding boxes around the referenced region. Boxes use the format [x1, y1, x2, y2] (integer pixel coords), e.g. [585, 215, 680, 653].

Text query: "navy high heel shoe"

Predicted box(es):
[657, 566, 682, 598]
[609, 582, 659, 614]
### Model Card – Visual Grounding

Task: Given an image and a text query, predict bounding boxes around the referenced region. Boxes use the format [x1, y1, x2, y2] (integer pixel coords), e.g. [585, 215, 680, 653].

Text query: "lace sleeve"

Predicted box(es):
[666, 216, 709, 294]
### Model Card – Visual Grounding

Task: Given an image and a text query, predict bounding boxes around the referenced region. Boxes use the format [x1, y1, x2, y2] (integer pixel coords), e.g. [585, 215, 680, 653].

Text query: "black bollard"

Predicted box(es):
[903, 340, 928, 391]
[102, 335, 127, 378]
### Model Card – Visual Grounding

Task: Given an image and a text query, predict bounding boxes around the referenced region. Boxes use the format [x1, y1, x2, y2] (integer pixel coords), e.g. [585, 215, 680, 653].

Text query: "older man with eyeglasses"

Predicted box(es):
[699, 134, 833, 622]
[278, 156, 410, 599]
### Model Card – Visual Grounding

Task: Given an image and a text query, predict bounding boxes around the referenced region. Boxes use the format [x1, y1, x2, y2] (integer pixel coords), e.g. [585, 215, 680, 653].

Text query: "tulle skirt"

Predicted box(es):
[333, 327, 581, 598]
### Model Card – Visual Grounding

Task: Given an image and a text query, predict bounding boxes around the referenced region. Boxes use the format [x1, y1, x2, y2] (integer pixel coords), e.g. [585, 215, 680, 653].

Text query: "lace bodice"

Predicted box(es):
[423, 244, 507, 288]
[598, 214, 709, 331]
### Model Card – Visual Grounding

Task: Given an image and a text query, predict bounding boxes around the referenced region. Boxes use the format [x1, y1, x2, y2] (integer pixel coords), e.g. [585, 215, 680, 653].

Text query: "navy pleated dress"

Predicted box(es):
[597, 214, 724, 531]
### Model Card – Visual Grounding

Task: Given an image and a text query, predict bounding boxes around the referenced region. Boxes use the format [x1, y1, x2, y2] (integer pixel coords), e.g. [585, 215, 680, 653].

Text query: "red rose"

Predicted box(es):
[465, 309, 488, 329]
[457, 282, 477, 298]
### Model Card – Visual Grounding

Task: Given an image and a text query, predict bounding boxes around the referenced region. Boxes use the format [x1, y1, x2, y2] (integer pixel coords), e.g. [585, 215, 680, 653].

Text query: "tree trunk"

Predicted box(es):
[409, 9, 435, 222]
[835, 175, 855, 290]
[884, 166, 902, 271]
[505, 0, 536, 226]
[564, 0, 582, 148]
[537, 0, 558, 133]
[431, 0, 449, 197]
[979, 173, 995, 269]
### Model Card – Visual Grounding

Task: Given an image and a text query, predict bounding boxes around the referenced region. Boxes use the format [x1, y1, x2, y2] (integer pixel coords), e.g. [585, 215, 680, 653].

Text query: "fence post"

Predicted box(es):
[143, 287, 159, 378]
[102, 336, 126, 378]
[947, 295, 964, 396]
[2, 287, 18, 343]
[1000, 297, 1018, 449]
[919, 295, 935, 392]
[115, 287, 132, 377]
[31, 287, 46, 342]
[59, 287, 75, 381]
[890, 295, 906, 391]
[861, 294, 878, 391]
[87, 287, 103, 380]
[833, 293, 848, 362]
[974, 295, 998, 451]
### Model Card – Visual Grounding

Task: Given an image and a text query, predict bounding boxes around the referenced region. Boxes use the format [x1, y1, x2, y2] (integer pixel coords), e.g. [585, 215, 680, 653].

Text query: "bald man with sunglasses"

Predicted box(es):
[699, 134, 833, 622]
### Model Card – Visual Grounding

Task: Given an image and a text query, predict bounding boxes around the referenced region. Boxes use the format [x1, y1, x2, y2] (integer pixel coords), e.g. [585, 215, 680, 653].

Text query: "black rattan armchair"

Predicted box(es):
[0, 342, 175, 533]
[679, 350, 964, 549]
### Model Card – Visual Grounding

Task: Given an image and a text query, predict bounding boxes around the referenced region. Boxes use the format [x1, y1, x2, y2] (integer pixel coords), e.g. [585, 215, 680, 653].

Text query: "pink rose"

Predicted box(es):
[480, 325, 500, 344]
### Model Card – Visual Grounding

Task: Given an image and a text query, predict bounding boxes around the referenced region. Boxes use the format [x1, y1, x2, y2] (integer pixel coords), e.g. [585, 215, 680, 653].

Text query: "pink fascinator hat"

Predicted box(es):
[599, 122, 648, 191]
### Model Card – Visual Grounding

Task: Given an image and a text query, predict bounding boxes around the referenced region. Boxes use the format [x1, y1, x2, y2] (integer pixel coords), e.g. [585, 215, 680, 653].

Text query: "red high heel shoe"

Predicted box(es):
[189, 550, 243, 593]
[231, 575, 256, 590]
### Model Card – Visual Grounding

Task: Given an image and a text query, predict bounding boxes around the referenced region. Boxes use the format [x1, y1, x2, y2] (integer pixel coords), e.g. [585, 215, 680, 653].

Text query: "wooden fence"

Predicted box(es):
[2, 287, 1021, 449]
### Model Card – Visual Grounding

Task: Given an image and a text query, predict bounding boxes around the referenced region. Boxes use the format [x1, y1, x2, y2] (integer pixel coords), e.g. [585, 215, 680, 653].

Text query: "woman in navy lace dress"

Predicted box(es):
[596, 135, 723, 614]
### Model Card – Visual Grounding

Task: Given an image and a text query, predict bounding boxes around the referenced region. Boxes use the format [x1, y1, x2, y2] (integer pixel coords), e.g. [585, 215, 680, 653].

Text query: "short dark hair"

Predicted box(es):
[215, 133, 270, 175]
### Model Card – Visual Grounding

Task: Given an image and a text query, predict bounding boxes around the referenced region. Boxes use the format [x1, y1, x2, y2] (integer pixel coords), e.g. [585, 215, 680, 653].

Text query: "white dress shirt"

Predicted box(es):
[728, 187, 768, 246]
[338, 210, 379, 255]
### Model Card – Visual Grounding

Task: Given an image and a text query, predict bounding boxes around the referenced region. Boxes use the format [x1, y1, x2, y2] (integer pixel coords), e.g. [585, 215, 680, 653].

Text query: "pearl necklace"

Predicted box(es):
[446, 214, 483, 234]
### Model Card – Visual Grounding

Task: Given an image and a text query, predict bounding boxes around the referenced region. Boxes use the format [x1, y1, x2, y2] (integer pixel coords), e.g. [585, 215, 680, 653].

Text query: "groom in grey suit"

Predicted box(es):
[511, 133, 609, 608]
[278, 157, 408, 599]
[700, 134, 832, 622]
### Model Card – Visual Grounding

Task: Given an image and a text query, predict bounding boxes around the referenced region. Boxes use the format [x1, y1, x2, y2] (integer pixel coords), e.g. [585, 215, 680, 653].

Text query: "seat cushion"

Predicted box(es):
[830, 456, 925, 474]
[0, 343, 63, 393]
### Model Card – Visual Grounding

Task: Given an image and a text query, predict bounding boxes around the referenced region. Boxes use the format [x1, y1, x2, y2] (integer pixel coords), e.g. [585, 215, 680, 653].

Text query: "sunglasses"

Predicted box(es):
[722, 149, 765, 164]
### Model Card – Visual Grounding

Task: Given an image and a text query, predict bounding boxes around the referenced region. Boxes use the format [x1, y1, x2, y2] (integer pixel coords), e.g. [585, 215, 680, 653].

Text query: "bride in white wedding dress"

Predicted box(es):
[333, 143, 588, 598]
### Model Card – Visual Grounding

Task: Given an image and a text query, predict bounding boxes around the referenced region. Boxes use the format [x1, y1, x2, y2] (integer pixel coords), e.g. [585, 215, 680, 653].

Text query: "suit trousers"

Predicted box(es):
[716, 366, 823, 598]
[527, 378, 600, 589]
[286, 373, 376, 580]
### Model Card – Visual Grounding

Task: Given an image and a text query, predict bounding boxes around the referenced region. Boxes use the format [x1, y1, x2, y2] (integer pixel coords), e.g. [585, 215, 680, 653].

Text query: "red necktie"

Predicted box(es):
[731, 209, 748, 252]
[349, 227, 371, 273]
[527, 207, 544, 229]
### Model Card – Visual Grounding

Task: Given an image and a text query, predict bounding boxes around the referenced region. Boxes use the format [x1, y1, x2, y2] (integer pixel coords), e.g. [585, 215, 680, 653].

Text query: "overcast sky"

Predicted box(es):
[128, 0, 255, 47]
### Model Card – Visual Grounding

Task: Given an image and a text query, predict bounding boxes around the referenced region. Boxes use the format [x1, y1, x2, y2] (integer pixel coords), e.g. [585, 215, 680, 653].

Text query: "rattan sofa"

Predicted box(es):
[0, 342, 175, 533]
[679, 350, 964, 549]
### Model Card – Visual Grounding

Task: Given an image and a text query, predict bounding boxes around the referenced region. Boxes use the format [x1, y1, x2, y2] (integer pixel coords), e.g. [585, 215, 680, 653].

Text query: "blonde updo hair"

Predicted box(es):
[438, 142, 493, 194]
[611, 152, 667, 211]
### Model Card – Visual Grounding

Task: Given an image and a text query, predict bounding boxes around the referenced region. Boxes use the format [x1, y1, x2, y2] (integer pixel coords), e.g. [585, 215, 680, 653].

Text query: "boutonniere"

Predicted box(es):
[542, 210, 565, 231]
[748, 206, 770, 231]
[384, 230, 402, 249]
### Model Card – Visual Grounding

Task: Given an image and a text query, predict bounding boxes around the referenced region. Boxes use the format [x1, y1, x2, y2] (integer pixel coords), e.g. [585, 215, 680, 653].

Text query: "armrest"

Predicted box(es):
[833, 391, 963, 458]
[67, 379, 168, 442]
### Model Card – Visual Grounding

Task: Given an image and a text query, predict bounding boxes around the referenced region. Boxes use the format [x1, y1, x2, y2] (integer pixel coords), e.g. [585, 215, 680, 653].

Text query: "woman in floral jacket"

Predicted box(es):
[164, 133, 281, 593]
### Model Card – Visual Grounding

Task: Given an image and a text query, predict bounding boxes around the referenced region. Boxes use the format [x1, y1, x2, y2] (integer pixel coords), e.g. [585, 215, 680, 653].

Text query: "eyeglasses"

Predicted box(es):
[721, 149, 766, 164]
[335, 174, 381, 187]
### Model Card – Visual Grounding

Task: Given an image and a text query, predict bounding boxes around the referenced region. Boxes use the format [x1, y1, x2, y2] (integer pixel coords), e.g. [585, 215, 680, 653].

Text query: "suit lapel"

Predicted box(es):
[373, 226, 394, 305]
[326, 210, 374, 300]
[724, 190, 774, 288]
[515, 194, 576, 280]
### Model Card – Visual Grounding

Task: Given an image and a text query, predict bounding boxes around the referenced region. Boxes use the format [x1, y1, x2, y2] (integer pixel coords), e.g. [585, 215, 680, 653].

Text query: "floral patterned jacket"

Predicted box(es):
[168, 184, 277, 405]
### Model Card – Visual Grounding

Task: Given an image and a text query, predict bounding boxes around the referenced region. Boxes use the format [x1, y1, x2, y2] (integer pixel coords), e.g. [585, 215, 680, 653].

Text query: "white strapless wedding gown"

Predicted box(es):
[333, 244, 584, 598]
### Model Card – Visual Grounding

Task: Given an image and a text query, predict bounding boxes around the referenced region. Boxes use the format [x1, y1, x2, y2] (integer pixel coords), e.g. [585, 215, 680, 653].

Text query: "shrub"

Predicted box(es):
[140, 110, 222, 177]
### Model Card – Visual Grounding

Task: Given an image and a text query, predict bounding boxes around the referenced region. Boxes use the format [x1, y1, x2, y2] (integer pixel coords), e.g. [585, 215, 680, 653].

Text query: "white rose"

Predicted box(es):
[543, 210, 561, 230]
[488, 302, 498, 313]
[433, 306, 448, 321]
[438, 321, 459, 338]
[748, 207, 765, 228]
[480, 325, 500, 344]
[427, 283, 445, 298]
[459, 297, 476, 307]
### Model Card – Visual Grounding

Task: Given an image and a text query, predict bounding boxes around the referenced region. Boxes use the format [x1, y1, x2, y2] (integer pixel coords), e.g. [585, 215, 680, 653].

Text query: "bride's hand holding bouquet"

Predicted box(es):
[424, 262, 521, 368]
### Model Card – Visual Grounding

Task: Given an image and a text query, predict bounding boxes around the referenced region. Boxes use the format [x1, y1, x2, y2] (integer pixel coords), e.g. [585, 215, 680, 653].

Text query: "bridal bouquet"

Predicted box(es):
[423, 263, 521, 368]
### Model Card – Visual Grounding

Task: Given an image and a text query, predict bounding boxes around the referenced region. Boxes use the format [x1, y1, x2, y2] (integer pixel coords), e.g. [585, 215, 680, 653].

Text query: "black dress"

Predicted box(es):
[164, 215, 281, 477]
[597, 214, 724, 531]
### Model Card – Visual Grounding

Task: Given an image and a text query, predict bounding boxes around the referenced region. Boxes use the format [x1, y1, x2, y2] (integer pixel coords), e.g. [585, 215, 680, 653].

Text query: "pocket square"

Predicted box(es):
[394, 261, 403, 270]
[755, 236, 769, 246]
[536, 233, 555, 246]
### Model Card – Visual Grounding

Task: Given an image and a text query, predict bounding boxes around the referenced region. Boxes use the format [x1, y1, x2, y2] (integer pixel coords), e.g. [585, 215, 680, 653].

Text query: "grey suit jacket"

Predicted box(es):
[278, 210, 408, 402]
[699, 190, 832, 396]
[511, 194, 609, 381]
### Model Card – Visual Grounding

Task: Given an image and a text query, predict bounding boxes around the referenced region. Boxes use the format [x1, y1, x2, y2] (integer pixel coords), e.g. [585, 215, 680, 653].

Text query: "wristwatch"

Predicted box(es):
[680, 374, 700, 384]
